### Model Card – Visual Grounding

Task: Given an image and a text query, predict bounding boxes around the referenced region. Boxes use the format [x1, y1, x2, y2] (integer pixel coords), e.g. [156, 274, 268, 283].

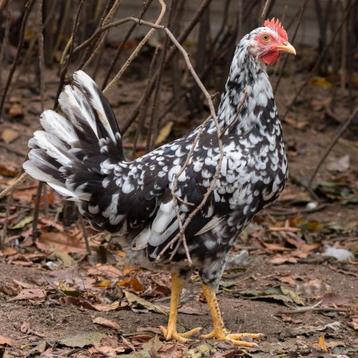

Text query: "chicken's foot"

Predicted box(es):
[160, 273, 202, 342]
[201, 284, 264, 347]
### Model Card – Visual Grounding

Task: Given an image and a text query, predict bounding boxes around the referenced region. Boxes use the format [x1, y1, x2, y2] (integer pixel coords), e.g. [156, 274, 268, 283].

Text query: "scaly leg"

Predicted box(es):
[201, 284, 264, 347]
[160, 273, 202, 342]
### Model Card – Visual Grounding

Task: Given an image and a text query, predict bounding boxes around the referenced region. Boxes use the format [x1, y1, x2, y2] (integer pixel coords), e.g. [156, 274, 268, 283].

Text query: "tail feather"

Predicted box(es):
[23, 70, 123, 202]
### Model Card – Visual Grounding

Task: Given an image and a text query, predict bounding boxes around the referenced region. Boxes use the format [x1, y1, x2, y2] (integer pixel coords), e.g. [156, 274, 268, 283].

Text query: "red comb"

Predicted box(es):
[263, 18, 288, 41]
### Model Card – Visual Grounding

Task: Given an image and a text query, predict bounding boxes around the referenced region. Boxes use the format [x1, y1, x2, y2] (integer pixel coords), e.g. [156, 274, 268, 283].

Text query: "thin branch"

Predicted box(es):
[82, 0, 122, 70]
[0, 173, 28, 200]
[102, 0, 153, 89]
[274, 0, 309, 94]
[103, 0, 167, 93]
[281, 0, 354, 121]
[308, 107, 358, 188]
[0, 0, 36, 120]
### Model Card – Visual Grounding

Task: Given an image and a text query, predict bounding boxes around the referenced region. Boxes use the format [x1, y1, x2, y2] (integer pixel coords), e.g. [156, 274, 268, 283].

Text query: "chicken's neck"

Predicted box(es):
[212, 42, 276, 135]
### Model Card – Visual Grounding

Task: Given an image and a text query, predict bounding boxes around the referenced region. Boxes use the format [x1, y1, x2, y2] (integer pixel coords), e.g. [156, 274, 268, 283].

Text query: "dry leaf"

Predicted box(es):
[319, 335, 328, 353]
[125, 291, 167, 314]
[93, 317, 120, 331]
[310, 76, 333, 89]
[58, 331, 107, 348]
[90, 301, 120, 312]
[155, 121, 174, 146]
[0, 335, 14, 346]
[117, 276, 144, 292]
[1, 128, 19, 143]
[0, 160, 19, 177]
[8, 102, 24, 118]
[326, 154, 350, 173]
[37, 232, 86, 253]
[9, 288, 46, 301]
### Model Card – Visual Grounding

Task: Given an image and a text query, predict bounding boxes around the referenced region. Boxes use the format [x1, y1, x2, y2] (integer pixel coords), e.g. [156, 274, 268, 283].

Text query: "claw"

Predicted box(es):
[160, 325, 202, 343]
[201, 330, 264, 347]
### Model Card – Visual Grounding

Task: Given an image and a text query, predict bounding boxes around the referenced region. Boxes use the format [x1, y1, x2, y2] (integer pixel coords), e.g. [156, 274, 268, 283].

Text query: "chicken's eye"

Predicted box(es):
[262, 34, 270, 41]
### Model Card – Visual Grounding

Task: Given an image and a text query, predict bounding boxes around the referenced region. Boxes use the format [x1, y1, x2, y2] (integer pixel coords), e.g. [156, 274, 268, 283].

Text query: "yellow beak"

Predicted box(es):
[276, 42, 296, 55]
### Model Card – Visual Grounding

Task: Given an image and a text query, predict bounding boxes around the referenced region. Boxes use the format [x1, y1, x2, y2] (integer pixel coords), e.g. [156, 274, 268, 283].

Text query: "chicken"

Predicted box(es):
[23, 18, 296, 346]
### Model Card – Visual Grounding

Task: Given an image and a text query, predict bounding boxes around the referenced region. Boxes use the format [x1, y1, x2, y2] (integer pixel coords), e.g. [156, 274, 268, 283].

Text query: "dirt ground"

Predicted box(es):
[0, 46, 357, 357]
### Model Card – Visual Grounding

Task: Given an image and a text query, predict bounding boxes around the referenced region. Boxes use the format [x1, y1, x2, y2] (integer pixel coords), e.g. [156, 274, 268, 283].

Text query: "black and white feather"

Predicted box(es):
[24, 27, 288, 287]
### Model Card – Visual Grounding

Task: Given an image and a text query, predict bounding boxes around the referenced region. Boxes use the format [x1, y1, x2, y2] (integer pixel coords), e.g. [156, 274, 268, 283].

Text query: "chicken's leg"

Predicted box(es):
[160, 273, 202, 342]
[201, 284, 264, 347]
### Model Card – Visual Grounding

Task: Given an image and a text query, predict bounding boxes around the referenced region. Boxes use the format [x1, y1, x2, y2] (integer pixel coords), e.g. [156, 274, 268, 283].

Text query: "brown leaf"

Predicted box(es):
[8, 288, 46, 301]
[326, 154, 350, 173]
[0, 335, 14, 346]
[270, 255, 298, 264]
[37, 232, 86, 254]
[8, 102, 24, 118]
[87, 264, 122, 279]
[0, 160, 19, 177]
[117, 276, 144, 292]
[91, 301, 120, 312]
[61, 296, 121, 312]
[125, 291, 167, 314]
[93, 317, 120, 331]
[1, 128, 19, 143]
[319, 335, 328, 353]
[155, 121, 174, 146]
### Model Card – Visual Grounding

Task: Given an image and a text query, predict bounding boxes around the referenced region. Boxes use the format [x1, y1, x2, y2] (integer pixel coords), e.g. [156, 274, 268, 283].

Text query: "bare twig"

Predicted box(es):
[32, 0, 46, 242]
[260, 0, 273, 23]
[281, 0, 353, 121]
[0, 196, 12, 248]
[103, 0, 167, 93]
[0, 0, 35, 120]
[78, 214, 91, 255]
[102, 0, 154, 89]
[82, 0, 122, 70]
[116, 0, 213, 133]
[308, 107, 358, 188]
[54, 0, 84, 109]
[274, 0, 309, 94]
[0, 173, 28, 200]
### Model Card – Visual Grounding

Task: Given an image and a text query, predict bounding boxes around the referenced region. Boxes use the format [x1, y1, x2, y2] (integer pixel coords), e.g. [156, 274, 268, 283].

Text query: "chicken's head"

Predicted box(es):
[248, 18, 296, 65]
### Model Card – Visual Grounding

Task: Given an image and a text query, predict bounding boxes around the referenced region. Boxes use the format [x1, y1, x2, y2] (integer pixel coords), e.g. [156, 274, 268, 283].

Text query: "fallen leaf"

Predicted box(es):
[60, 296, 120, 311]
[51, 251, 75, 267]
[310, 76, 333, 89]
[93, 317, 120, 331]
[348, 317, 358, 330]
[90, 301, 120, 312]
[319, 335, 329, 353]
[1, 128, 19, 143]
[37, 232, 86, 253]
[236, 286, 304, 306]
[58, 282, 82, 297]
[117, 276, 144, 292]
[327, 155, 350, 173]
[0, 335, 14, 346]
[270, 255, 298, 264]
[8, 102, 24, 118]
[8, 288, 46, 301]
[125, 291, 167, 314]
[155, 121, 174, 146]
[0, 160, 19, 177]
[9, 215, 33, 230]
[58, 331, 107, 348]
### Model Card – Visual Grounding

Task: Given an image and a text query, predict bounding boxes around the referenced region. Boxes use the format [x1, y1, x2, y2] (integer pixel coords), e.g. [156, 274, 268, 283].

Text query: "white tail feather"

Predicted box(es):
[40, 110, 78, 145]
[73, 70, 117, 142]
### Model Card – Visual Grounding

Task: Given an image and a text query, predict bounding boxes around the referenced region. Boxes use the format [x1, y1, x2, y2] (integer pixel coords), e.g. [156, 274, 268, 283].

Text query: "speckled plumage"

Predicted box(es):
[24, 26, 288, 288]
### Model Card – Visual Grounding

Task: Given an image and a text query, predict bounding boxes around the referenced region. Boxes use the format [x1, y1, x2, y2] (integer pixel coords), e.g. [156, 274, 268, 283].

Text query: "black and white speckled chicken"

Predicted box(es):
[24, 19, 296, 346]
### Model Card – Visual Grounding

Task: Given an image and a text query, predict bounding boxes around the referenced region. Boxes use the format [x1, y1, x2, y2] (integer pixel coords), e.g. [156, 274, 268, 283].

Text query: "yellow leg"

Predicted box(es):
[201, 284, 264, 347]
[159, 273, 202, 342]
